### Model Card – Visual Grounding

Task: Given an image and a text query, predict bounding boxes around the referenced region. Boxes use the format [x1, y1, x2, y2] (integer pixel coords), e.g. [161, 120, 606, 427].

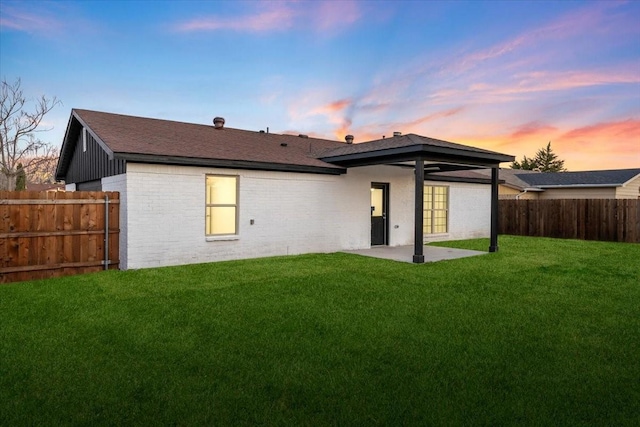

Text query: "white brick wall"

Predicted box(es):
[101, 163, 491, 269]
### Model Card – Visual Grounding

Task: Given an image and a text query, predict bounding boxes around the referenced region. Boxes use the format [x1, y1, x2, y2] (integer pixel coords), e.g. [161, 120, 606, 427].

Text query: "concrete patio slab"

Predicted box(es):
[343, 245, 487, 263]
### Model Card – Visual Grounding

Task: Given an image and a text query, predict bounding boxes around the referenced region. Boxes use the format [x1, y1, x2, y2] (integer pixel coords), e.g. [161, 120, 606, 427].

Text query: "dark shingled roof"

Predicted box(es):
[70, 109, 345, 172]
[517, 168, 640, 187]
[319, 134, 514, 167]
[471, 168, 543, 190]
[320, 133, 510, 158]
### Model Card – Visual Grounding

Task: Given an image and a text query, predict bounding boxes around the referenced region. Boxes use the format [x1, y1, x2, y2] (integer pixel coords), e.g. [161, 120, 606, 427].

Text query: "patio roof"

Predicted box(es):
[319, 133, 514, 168]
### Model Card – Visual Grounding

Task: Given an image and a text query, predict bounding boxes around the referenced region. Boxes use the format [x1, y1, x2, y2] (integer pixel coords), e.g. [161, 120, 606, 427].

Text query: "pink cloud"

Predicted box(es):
[314, 98, 352, 115]
[315, 0, 361, 31]
[510, 122, 558, 139]
[176, 7, 295, 32]
[560, 118, 640, 143]
[555, 119, 640, 169]
[405, 107, 465, 128]
[447, 117, 640, 171]
[0, 5, 65, 34]
[503, 69, 640, 94]
[451, 36, 526, 74]
[175, 1, 362, 33]
[443, 1, 633, 77]
[327, 106, 466, 142]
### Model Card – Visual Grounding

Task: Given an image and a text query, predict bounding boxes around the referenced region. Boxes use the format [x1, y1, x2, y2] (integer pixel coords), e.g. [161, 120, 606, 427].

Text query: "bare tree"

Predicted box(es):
[25, 152, 60, 184]
[0, 78, 61, 190]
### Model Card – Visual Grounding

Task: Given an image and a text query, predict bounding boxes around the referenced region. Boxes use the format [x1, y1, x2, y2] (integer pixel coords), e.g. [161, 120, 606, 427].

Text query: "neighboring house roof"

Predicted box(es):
[56, 109, 515, 180]
[472, 168, 543, 191]
[517, 168, 640, 188]
[27, 182, 65, 192]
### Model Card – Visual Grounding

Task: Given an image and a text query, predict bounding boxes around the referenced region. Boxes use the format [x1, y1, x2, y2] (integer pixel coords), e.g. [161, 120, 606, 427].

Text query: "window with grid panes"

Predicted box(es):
[205, 175, 238, 235]
[423, 185, 448, 234]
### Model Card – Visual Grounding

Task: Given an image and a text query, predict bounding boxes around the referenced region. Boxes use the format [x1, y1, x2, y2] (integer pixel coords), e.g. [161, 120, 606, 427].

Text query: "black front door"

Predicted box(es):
[371, 183, 389, 246]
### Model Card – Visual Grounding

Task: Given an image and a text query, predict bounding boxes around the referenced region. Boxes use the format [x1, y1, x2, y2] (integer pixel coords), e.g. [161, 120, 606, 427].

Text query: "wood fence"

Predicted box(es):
[499, 199, 640, 243]
[0, 191, 119, 283]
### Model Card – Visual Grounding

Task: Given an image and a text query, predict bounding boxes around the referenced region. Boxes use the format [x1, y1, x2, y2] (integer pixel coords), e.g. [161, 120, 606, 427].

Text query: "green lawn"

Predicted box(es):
[1, 236, 639, 426]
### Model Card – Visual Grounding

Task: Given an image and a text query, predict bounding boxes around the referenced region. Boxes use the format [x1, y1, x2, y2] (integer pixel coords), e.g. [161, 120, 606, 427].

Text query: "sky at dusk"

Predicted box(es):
[1, 0, 639, 171]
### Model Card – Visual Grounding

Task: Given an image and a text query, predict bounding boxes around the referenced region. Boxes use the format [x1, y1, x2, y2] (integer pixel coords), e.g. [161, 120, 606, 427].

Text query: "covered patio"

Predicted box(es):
[320, 133, 515, 263]
[343, 244, 487, 264]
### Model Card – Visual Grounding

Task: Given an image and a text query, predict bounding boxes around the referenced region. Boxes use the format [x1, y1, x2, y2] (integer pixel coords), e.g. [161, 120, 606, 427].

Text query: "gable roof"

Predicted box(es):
[57, 109, 346, 178]
[517, 168, 640, 188]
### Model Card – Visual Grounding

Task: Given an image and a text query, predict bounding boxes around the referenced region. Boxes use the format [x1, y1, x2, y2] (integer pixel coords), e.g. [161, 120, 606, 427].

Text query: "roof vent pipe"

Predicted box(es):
[393, 131, 402, 137]
[345, 134, 354, 144]
[213, 117, 225, 129]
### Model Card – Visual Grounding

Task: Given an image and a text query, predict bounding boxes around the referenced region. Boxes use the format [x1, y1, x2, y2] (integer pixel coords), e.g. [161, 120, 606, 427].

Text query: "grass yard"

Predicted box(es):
[1, 236, 639, 426]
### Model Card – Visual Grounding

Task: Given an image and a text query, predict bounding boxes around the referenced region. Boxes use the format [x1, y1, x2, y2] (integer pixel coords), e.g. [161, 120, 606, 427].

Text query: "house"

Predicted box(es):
[429, 169, 541, 199]
[466, 168, 640, 199]
[55, 109, 514, 269]
[26, 182, 65, 192]
[515, 168, 640, 199]
[483, 169, 543, 199]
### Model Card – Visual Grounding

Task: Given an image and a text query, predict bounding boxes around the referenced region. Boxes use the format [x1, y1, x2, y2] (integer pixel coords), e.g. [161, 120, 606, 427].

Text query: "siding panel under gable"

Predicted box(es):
[616, 174, 640, 199]
[64, 131, 125, 184]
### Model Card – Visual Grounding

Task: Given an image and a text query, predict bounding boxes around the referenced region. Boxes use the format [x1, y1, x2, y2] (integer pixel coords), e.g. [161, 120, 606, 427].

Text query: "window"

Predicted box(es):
[424, 185, 448, 234]
[205, 175, 238, 236]
[82, 128, 87, 152]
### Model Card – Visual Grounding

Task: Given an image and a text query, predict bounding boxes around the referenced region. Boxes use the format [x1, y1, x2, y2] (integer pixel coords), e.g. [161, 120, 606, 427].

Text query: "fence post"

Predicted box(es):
[104, 194, 109, 270]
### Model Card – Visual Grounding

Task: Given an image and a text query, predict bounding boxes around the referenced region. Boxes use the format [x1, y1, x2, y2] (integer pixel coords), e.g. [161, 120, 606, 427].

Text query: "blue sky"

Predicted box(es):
[1, 0, 639, 170]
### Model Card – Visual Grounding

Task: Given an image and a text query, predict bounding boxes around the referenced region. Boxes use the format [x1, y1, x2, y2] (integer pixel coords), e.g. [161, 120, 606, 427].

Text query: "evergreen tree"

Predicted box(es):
[511, 155, 536, 170]
[533, 142, 566, 172]
[511, 142, 566, 172]
[15, 163, 26, 191]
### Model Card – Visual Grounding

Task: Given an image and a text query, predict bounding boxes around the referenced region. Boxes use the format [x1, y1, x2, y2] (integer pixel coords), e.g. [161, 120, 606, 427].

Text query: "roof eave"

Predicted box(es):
[424, 174, 496, 185]
[621, 173, 640, 187]
[55, 111, 81, 181]
[501, 183, 525, 191]
[116, 153, 347, 175]
[321, 145, 514, 168]
[535, 183, 622, 189]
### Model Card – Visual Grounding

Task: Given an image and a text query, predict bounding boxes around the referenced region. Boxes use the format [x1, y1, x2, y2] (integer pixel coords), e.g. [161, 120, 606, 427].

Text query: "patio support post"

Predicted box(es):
[413, 158, 425, 263]
[489, 166, 499, 252]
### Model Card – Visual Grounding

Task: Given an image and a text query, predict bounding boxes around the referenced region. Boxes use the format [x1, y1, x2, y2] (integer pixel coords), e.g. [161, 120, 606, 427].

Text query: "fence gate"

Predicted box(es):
[0, 191, 120, 283]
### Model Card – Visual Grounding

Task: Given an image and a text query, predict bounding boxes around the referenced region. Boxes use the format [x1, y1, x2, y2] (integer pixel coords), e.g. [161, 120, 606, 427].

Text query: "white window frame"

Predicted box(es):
[423, 185, 449, 234]
[205, 174, 239, 239]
